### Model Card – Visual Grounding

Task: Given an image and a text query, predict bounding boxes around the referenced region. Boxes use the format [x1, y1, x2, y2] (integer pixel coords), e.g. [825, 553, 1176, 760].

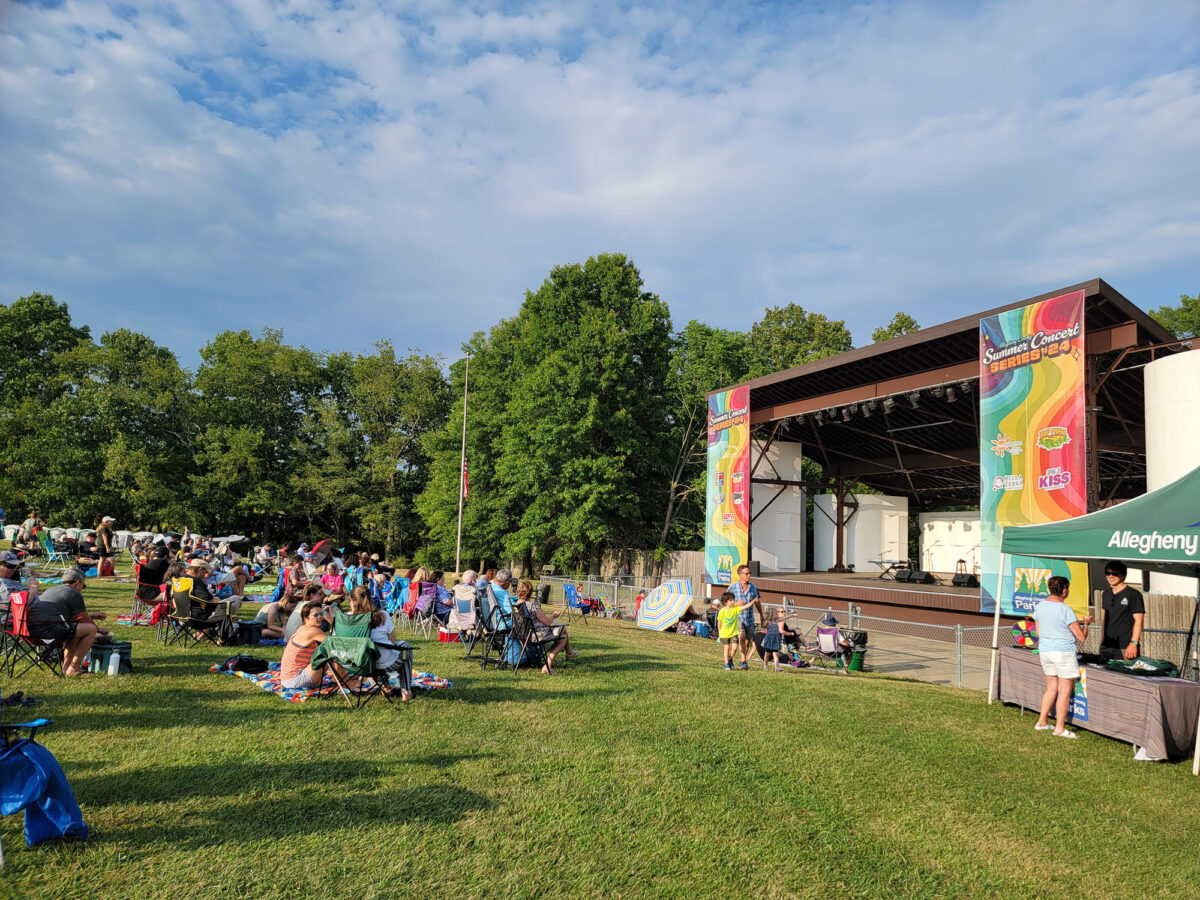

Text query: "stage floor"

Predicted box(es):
[748, 569, 1003, 628]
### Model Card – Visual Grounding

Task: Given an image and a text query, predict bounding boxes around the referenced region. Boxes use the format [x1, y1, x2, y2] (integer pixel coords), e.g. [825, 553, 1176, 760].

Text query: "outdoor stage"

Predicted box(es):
[747, 570, 1016, 629]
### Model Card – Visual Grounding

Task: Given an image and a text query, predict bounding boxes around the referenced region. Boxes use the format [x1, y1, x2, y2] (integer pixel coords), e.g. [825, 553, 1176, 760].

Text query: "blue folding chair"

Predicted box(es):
[564, 583, 591, 625]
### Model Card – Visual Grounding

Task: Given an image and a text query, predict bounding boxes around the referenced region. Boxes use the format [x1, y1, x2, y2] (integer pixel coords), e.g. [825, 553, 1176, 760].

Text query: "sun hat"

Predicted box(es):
[186, 556, 214, 570]
[102, 516, 115, 522]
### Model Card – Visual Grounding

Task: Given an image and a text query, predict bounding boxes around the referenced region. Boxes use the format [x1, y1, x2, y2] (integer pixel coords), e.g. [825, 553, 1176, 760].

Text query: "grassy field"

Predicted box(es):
[2, 572, 1198, 899]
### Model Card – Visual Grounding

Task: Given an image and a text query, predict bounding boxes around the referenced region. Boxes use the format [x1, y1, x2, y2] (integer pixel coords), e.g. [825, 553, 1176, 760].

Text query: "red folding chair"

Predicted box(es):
[3, 592, 67, 679]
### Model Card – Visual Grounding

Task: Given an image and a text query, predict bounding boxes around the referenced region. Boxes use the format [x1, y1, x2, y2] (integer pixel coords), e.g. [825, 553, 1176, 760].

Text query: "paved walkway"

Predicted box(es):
[852, 628, 995, 691]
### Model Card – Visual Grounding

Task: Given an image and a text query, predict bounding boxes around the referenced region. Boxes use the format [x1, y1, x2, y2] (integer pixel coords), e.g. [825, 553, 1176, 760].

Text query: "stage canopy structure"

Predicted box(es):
[716, 278, 1184, 574]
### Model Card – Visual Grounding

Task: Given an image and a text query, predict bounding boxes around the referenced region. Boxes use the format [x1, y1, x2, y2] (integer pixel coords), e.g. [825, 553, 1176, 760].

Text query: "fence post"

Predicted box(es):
[955, 624, 964, 688]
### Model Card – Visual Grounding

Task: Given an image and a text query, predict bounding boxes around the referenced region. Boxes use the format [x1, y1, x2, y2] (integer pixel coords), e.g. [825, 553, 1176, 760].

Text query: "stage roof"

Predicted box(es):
[717, 278, 1185, 508]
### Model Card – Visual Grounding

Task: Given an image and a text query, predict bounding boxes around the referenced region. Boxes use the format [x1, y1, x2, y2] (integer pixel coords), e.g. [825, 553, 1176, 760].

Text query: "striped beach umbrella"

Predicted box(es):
[636, 578, 694, 631]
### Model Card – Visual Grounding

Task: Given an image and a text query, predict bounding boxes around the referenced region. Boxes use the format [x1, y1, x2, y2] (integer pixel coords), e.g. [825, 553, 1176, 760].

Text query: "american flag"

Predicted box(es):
[462, 460, 469, 500]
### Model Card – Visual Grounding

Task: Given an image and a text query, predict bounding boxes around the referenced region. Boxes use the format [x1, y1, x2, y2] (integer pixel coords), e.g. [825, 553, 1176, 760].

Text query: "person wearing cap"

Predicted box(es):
[0, 550, 37, 611]
[173, 556, 232, 639]
[96, 516, 116, 575]
[28, 568, 107, 676]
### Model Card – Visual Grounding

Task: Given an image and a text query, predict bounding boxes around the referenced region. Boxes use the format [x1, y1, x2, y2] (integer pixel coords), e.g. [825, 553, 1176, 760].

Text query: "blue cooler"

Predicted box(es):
[693, 621, 711, 639]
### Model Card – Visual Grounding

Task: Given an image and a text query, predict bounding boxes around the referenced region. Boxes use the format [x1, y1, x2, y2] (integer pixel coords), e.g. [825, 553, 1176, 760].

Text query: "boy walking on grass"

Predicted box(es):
[716, 591, 757, 670]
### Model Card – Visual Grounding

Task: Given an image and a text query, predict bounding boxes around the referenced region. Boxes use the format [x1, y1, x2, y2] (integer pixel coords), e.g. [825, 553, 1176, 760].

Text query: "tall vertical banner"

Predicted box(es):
[980, 290, 1089, 615]
[705, 386, 750, 585]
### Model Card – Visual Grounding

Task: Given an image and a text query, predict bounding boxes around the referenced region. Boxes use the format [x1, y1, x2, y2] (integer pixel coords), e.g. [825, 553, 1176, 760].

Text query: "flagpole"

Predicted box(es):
[454, 352, 470, 575]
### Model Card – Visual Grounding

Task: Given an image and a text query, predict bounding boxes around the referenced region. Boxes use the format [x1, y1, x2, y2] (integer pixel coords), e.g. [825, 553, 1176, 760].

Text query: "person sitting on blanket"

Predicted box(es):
[513, 579, 579, 675]
[279, 600, 359, 691]
[253, 592, 299, 640]
[345, 586, 412, 701]
[281, 584, 312, 642]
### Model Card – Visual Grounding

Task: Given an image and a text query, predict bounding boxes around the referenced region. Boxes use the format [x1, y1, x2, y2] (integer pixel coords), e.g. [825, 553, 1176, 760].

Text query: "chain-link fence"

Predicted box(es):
[536, 578, 1199, 690]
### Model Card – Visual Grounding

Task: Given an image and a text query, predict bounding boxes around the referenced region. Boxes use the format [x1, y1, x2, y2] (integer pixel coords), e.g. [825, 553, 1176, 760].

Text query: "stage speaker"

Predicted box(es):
[951, 573, 980, 588]
[902, 570, 935, 585]
[893, 568, 913, 582]
[746, 560, 761, 577]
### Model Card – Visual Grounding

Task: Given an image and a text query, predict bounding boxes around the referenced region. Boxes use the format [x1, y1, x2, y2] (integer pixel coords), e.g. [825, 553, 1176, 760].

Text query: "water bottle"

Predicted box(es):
[107, 652, 121, 676]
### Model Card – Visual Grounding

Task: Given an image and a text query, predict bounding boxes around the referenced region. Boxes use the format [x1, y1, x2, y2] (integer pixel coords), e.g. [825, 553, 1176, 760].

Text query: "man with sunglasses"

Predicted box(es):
[1099, 560, 1145, 662]
[0, 549, 36, 611]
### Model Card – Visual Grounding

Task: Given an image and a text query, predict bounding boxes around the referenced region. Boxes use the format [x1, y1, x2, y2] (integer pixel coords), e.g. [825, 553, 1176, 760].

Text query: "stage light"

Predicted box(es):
[862, 401, 875, 418]
[882, 397, 896, 413]
[959, 381, 972, 394]
[842, 407, 851, 422]
[946, 386, 957, 403]
[815, 410, 824, 425]
[908, 391, 920, 408]
[931, 385, 945, 399]
[796, 414, 805, 425]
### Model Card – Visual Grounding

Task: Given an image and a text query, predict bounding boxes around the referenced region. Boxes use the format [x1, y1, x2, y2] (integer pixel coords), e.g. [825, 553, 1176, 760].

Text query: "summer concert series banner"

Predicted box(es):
[704, 386, 750, 586]
[979, 290, 1088, 615]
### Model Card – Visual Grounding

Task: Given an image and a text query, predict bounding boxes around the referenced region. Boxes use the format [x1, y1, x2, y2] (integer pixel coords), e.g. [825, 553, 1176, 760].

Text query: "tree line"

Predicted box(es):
[3, 258, 1194, 571]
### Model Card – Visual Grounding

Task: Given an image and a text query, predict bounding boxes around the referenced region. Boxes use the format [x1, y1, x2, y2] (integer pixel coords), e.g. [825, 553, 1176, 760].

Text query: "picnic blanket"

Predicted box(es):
[243, 583, 276, 597]
[116, 613, 155, 627]
[209, 661, 452, 702]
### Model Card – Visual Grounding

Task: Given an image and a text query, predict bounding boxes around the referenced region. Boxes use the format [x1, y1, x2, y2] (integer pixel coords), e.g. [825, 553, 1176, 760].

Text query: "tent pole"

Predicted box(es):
[987, 587, 1003, 704]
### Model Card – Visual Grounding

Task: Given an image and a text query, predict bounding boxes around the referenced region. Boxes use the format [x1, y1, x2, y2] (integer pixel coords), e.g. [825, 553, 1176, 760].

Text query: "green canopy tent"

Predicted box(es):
[991, 462, 1200, 772]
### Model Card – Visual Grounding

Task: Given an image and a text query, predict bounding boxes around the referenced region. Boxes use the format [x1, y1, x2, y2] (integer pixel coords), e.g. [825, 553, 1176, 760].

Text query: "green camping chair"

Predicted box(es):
[311, 610, 415, 709]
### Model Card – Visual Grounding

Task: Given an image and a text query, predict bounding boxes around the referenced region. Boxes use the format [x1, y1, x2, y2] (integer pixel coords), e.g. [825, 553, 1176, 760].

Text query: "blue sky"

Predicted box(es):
[2, 0, 1199, 367]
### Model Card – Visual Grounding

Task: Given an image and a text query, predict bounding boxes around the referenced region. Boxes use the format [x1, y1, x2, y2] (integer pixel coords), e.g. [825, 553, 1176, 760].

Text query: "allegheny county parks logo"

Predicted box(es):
[1012, 566, 1052, 614]
[992, 474, 1024, 492]
[1036, 426, 1071, 450]
[1037, 467, 1072, 491]
[990, 433, 1024, 457]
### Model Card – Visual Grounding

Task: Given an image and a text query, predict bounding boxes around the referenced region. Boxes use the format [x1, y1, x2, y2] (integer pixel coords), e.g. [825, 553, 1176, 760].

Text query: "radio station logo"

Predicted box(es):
[992, 474, 1024, 492]
[722, 513, 735, 525]
[732, 490, 744, 505]
[714, 492, 725, 504]
[1037, 467, 1072, 491]
[731, 471, 744, 483]
[990, 433, 1024, 457]
[1036, 426, 1071, 451]
[716, 472, 725, 487]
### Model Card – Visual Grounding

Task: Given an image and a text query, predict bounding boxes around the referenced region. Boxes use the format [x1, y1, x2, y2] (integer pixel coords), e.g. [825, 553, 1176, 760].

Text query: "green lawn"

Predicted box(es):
[2, 575, 1198, 899]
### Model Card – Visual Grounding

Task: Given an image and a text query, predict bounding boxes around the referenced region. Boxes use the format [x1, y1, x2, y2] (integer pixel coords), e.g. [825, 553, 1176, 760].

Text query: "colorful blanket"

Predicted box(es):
[243, 583, 276, 597]
[116, 613, 155, 627]
[209, 661, 452, 702]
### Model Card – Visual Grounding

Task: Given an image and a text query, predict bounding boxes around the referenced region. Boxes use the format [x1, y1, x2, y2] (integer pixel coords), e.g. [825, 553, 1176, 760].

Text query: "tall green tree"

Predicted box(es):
[349, 342, 449, 559]
[191, 329, 324, 534]
[416, 319, 524, 570]
[660, 321, 750, 551]
[498, 253, 673, 570]
[1150, 291, 1200, 338]
[871, 311, 920, 343]
[746, 303, 852, 377]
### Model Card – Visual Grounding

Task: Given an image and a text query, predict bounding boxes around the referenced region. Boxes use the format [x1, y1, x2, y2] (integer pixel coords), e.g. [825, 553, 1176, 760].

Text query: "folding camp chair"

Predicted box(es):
[129, 562, 167, 618]
[3, 592, 66, 679]
[32, 533, 70, 578]
[387, 577, 410, 617]
[563, 584, 591, 625]
[803, 625, 851, 673]
[163, 578, 230, 649]
[474, 585, 512, 669]
[311, 612, 415, 709]
[507, 602, 566, 675]
[412, 582, 438, 639]
[0, 712, 88, 854]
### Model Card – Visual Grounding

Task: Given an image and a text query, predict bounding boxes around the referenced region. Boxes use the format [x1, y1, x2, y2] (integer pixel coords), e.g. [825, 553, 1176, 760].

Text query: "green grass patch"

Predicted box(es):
[2, 575, 1198, 899]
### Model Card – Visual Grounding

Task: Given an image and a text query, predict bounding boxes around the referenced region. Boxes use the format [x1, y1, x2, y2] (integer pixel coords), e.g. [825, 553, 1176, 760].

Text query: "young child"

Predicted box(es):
[760, 609, 787, 671]
[716, 591, 758, 670]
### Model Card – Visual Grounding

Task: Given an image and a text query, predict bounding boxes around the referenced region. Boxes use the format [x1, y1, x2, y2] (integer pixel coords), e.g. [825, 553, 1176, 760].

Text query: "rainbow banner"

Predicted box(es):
[705, 386, 750, 585]
[979, 290, 1088, 615]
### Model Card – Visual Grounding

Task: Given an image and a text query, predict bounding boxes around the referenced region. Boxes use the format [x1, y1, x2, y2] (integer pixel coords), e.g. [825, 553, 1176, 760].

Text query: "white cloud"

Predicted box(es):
[1, 0, 1198, 364]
